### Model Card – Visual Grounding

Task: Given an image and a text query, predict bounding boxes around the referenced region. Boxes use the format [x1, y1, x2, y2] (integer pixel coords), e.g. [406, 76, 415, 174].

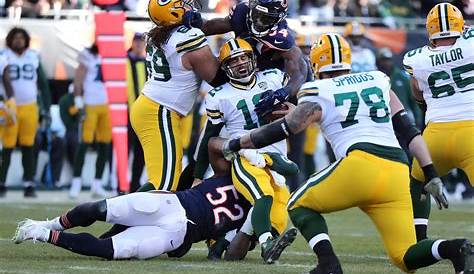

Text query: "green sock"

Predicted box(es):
[73, 143, 89, 177]
[252, 195, 273, 237]
[21, 146, 35, 181]
[403, 239, 438, 271]
[304, 154, 316, 177]
[0, 148, 13, 183]
[95, 143, 109, 179]
[410, 177, 431, 241]
[289, 207, 328, 241]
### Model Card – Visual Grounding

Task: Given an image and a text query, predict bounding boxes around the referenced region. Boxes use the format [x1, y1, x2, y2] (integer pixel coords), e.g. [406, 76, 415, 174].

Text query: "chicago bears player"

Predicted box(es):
[221, 33, 474, 274]
[193, 38, 297, 263]
[403, 3, 474, 243]
[13, 137, 293, 263]
[0, 27, 51, 198]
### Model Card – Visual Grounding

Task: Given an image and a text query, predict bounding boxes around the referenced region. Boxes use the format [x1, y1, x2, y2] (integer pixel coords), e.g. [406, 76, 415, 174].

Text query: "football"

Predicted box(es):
[263, 103, 290, 122]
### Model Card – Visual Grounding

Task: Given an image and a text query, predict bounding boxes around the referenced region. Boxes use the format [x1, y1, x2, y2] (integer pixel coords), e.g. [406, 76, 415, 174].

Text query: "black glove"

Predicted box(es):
[182, 10, 203, 29]
[255, 87, 289, 118]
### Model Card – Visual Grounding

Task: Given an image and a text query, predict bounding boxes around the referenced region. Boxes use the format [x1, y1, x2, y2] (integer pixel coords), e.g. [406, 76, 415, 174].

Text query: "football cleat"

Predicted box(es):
[462, 241, 474, 274]
[261, 227, 297, 264]
[12, 219, 50, 244]
[0, 184, 6, 198]
[309, 255, 343, 274]
[207, 237, 230, 260]
[23, 186, 37, 198]
[69, 178, 82, 199]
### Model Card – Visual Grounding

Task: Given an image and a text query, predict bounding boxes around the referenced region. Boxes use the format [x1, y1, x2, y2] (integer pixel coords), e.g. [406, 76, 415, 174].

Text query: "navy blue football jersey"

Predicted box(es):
[169, 176, 251, 257]
[229, 2, 295, 71]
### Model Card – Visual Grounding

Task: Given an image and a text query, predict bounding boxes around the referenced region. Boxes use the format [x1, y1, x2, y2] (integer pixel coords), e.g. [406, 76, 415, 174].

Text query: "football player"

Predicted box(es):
[130, 0, 226, 192]
[12, 137, 293, 263]
[68, 43, 111, 199]
[0, 51, 15, 197]
[221, 33, 473, 274]
[0, 27, 51, 198]
[403, 3, 474, 242]
[193, 38, 297, 263]
[185, 0, 308, 188]
[343, 21, 377, 73]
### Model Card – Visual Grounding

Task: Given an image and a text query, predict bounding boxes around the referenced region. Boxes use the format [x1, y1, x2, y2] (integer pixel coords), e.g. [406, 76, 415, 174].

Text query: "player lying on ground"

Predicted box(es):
[12, 138, 296, 262]
[220, 33, 474, 274]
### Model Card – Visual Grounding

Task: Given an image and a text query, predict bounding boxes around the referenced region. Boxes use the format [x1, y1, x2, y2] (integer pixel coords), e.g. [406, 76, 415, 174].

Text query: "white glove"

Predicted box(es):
[74, 96, 84, 110]
[421, 177, 449, 210]
[270, 170, 286, 187]
[239, 149, 266, 168]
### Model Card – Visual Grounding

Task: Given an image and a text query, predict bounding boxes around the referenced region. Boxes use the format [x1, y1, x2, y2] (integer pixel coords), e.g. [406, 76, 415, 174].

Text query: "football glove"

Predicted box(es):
[74, 96, 84, 110]
[255, 87, 289, 118]
[182, 10, 203, 29]
[239, 149, 266, 168]
[222, 139, 238, 161]
[421, 177, 448, 210]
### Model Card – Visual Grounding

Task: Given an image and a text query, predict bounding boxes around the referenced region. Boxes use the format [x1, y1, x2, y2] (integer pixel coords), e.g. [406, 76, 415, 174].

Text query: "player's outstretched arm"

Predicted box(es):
[183, 45, 227, 87]
[389, 90, 448, 209]
[201, 17, 233, 36]
[281, 47, 307, 97]
[222, 101, 321, 158]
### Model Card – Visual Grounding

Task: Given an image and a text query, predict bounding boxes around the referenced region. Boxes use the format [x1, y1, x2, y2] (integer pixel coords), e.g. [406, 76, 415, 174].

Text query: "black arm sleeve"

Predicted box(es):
[193, 121, 224, 179]
[208, 67, 229, 88]
[249, 118, 292, 149]
[392, 110, 421, 149]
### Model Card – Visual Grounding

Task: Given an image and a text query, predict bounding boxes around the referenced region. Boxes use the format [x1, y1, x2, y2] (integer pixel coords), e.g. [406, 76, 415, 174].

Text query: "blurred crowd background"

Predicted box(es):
[1, 0, 473, 23]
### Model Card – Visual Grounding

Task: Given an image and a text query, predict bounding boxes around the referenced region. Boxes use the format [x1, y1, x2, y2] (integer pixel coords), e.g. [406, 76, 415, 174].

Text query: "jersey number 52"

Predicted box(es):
[206, 185, 245, 225]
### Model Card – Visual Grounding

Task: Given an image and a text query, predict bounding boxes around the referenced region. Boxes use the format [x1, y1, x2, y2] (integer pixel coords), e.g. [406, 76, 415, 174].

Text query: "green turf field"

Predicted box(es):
[0, 199, 472, 274]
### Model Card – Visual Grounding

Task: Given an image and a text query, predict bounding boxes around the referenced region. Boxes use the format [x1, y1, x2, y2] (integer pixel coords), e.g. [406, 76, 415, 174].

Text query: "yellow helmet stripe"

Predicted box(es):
[438, 3, 449, 32]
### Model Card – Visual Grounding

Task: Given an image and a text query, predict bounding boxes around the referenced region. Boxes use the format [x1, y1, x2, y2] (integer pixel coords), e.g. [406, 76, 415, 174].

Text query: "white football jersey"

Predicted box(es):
[350, 46, 377, 73]
[298, 71, 400, 160]
[0, 52, 7, 98]
[205, 69, 288, 155]
[77, 49, 107, 105]
[142, 26, 209, 116]
[403, 32, 474, 124]
[4, 48, 40, 105]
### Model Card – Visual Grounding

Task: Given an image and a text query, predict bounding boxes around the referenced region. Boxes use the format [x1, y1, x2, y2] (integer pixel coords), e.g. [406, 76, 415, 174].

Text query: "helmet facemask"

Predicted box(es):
[222, 52, 256, 84]
[248, 1, 287, 37]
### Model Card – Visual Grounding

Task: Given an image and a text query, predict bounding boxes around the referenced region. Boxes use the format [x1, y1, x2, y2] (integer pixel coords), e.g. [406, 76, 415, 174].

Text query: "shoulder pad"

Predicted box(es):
[229, 3, 250, 37]
[173, 27, 207, 54]
[257, 22, 295, 51]
[297, 81, 320, 100]
[402, 48, 422, 76]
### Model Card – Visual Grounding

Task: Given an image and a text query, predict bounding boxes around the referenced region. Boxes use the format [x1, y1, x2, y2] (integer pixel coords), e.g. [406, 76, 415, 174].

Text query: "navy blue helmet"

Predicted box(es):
[248, 0, 288, 37]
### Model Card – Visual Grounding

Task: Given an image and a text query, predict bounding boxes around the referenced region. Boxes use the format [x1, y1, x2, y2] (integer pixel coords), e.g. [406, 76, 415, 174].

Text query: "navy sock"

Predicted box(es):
[60, 200, 107, 228]
[49, 231, 114, 260]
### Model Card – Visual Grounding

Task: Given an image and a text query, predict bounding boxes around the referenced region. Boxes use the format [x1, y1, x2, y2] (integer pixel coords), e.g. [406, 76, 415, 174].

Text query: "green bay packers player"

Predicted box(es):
[68, 43, 111, 199]
[0, 27, 51, 198]
[194, 38, 297, 264]
[130, 0, 225, 192]
[403, 3, 474, 242]
[221, 33, 473, 274]
[0, 51, 15, 197]
[343, 21, 376, 73]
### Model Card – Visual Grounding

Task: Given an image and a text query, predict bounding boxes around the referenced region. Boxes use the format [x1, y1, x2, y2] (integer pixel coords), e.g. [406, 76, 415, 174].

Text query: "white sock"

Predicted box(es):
[258, 232, 273, 244]
[49, 217, 65, 231]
